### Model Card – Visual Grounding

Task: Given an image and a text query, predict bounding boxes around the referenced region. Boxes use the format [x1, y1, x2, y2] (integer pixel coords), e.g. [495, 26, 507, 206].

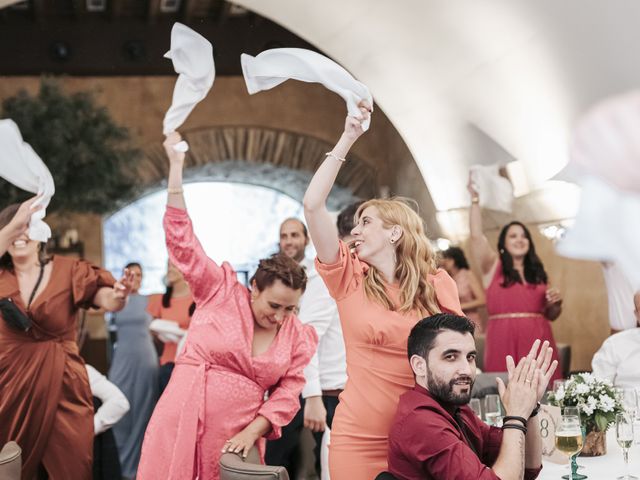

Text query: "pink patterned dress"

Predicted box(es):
[138, 206, 317, 480]
[484, 260, 561, 382]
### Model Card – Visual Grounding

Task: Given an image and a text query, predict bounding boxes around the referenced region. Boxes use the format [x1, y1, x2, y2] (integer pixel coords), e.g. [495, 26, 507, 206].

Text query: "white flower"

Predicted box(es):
[576, 383, 590, 395]
[599, 394, 616, 413]
[581, 372, 596, 385]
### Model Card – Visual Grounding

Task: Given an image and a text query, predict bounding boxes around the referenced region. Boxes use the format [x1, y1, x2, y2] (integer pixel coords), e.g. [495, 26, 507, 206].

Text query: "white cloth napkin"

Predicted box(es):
[0, 119, 55, 242]
[469, 164, 514, 213]
[149, 319, 186, 344]
[556, 90, 640, 290]
[556, 176, 640, 290]
[163, 23, 215, 152]
[241, 48, 373, 130]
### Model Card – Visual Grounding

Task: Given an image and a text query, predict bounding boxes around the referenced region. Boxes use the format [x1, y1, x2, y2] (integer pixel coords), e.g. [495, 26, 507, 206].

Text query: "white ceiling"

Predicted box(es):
[233, 0, 640, 236]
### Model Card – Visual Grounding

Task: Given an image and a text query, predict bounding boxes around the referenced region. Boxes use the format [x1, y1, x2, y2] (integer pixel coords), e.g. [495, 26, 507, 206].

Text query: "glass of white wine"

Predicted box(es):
[484, 394, 502, 426]
[616, 412, 638, 480]
[555, 415, 584, 480]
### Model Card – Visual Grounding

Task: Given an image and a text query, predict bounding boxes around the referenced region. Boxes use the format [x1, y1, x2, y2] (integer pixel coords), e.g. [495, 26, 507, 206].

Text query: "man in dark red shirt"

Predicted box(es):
[387, 313, 558, 480]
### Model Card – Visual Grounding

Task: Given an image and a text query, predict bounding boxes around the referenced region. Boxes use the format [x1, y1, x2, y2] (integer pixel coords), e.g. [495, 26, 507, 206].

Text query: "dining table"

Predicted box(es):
[540, 429, 640, 479]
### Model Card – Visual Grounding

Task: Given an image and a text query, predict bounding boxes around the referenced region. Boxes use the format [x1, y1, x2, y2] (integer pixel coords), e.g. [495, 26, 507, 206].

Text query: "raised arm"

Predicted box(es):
[467, 176, 498, 277]
[162, 132, 231, 304]
[303, 103, 371, 264]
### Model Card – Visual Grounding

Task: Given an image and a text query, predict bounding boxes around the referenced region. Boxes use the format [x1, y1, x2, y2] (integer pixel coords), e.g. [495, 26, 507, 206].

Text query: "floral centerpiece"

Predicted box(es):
[547, 372, 624, 456]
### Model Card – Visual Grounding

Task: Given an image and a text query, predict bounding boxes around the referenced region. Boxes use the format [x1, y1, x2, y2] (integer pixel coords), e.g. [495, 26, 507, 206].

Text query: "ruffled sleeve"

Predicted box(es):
[163, 206, 236, 306]
[429, 268, 464, 316]
[72, 259, 116, 309]
[258, 323, 318, 440]
[314, 240, 367, 301]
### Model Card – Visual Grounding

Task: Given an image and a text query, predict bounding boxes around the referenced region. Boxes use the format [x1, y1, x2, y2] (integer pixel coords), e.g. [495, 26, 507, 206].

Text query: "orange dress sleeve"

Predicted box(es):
[314, 240, 367, 301]
[71, 259, 116, 309]
[147, 293, 162, 318]
[429, 268, 464, 316]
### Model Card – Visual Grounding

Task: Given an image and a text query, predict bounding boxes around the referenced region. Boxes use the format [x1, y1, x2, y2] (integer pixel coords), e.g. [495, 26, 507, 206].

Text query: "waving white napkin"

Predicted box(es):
[0, 119, 55, 242]
[469, 164, 514, 213]
[163, 23, 215, 152]
[556, 90, 640, 290]
[241, 48, 373, 130]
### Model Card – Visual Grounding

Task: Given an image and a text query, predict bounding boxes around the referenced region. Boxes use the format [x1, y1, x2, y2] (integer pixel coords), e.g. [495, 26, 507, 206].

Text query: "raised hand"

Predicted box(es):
[524, 339, 558, 401]
[497, 355, 540, 418]
[342, 101, 372, 143]
[3, 195, 43, 240]
[467, 172, 479, 199]
[163, 131, 186, 166]
[113, 267, 135, 300]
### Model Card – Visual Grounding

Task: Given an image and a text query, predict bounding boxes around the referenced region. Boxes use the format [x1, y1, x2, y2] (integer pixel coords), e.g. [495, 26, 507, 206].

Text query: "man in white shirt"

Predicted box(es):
[85, 364, 130, 480]
[592, 292, 640, 389]
[265, 214, 348, 476]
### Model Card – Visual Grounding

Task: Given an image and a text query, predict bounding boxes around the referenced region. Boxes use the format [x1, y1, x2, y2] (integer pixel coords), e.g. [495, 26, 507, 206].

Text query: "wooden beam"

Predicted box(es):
[147, 0, 161, 23]
[181, 0, 198, 23]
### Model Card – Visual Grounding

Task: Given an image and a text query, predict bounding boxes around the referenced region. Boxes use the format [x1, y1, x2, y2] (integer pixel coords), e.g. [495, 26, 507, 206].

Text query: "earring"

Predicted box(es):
[499, 248, 505, 254]
[390, 238, 395, 244]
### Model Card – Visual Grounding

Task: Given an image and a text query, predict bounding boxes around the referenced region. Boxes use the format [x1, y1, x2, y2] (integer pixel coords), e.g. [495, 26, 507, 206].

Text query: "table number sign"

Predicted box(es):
[539, 404, 569, 464]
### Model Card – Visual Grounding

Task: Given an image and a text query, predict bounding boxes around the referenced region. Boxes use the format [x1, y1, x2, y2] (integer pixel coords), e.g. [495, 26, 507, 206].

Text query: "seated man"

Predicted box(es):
[387, 313, 558, 480]
[592, 292, 640, 389]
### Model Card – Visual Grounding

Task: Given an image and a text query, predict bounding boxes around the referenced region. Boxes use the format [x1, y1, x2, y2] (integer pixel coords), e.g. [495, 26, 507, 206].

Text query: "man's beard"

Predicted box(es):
[426, 370, 474, 405]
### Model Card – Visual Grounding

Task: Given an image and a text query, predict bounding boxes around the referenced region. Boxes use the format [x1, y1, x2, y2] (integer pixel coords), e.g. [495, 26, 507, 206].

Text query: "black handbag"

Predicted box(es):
[0, 263, 45, 332]
[0, 297, 32, 331]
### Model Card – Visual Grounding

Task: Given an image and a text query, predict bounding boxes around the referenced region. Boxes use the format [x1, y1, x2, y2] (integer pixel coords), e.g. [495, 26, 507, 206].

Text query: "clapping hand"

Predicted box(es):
[524, 339, 558, 401]
[545, 287, 562, 305]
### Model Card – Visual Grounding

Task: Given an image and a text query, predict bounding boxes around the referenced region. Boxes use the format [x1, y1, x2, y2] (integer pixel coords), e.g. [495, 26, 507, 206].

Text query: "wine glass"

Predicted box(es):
[469, 398, 482, 419]
[616, 412, 638, 480]
[555, 415, 583, 480]
[484, 394, 502, 426]
[562, 407, 587, 480]
[619, 388, 638, 418]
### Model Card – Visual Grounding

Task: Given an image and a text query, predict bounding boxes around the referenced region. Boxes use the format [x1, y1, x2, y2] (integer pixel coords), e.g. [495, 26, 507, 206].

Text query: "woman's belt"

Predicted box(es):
[489, 312, 545, 320]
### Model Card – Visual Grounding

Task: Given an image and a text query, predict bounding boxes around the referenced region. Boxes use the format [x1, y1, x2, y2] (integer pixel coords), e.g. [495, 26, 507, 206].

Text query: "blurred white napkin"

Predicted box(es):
[0, 119, 55, 242]
[150, 319, 186, 344]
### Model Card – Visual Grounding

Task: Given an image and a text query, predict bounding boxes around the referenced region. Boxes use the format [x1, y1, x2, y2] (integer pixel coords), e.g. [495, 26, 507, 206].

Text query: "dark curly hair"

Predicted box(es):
[497, 221, 547, 287]
[441, 246, 470, 270]
[250, 253, 307, 293]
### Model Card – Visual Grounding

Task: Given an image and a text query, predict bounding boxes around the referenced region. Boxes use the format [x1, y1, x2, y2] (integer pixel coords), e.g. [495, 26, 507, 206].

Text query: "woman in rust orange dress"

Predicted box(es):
[0, 198, 134, 480]
[303, 104, 463, 479]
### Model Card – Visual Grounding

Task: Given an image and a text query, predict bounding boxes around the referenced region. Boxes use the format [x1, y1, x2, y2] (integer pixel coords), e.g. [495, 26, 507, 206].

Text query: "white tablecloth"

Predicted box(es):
[541, 430, 640, 479]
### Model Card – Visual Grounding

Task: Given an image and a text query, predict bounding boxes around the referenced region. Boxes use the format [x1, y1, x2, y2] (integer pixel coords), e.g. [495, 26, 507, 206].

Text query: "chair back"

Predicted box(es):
[219, 446, 289, 480]
[0, 442, 21, 480]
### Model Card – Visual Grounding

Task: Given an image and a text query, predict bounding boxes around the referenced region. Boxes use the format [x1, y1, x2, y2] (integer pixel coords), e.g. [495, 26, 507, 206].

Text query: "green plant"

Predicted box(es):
[548, 372, 625, 432]
[0, 80, 140, 213]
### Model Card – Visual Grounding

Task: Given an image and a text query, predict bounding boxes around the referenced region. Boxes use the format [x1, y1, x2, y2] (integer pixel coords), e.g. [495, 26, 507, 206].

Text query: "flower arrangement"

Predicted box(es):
[547, 372, 624, 432]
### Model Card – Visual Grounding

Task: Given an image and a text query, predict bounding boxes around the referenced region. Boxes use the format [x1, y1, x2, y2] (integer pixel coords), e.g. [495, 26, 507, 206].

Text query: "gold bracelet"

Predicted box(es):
[325, 151, 346, 163]
[167, 187, 184, 195]
[471, 196, 480, 204]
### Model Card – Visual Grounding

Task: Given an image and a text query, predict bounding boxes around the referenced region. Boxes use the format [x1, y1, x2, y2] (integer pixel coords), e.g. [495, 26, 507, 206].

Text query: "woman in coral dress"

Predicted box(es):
[0, 198, 134, 480]
[467, 179, 562, 382]
[303, 104, 463, 479]
[137, 133, 317, 480]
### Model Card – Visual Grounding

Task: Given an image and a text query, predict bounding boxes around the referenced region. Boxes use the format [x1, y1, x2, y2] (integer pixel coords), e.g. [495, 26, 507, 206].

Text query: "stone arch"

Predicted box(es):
[133, 125, 378, 209]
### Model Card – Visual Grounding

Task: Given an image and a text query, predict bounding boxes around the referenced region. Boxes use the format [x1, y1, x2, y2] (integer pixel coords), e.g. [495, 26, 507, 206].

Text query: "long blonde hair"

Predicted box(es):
[355, 198, 441, 316]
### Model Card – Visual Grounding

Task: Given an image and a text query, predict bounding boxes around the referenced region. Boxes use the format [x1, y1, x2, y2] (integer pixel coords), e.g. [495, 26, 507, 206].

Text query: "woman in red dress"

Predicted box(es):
[468, 180, 563, 381]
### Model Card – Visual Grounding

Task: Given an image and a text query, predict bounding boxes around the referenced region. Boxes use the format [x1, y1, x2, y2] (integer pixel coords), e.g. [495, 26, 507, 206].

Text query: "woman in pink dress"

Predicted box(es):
[440, 246, 486, 332]
[137, 133, 318, 480]
[468, 180, 562, 381]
